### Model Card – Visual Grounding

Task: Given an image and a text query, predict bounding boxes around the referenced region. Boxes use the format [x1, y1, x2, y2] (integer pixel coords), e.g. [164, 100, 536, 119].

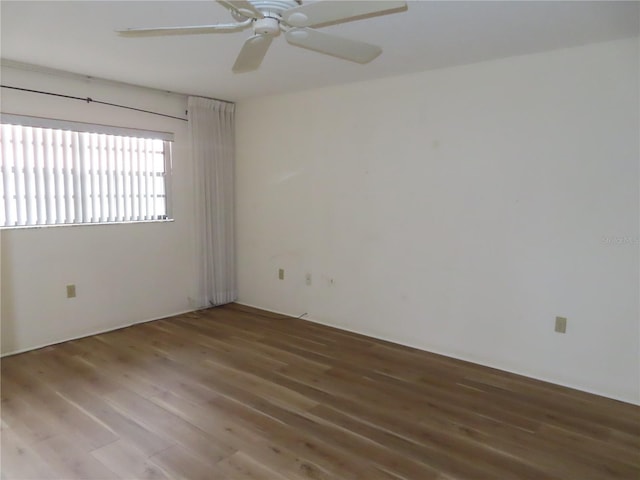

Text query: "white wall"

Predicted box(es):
[1, 66, 199, 354]
[236, 38, 640, 404]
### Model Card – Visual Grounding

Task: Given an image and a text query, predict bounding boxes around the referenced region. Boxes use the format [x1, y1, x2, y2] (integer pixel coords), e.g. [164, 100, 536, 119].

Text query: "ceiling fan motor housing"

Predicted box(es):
[231, 0, 300, 22]
[253, 17, 280, 35]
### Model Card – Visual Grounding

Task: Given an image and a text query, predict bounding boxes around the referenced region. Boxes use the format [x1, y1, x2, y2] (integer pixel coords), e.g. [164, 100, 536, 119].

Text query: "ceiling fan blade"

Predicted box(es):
[117, 21, 250, 37]
[282, 0, 406, 27]
[233, 34, 273, 73]
[285, 28, 381, 64]
[218, 0, 264, 19]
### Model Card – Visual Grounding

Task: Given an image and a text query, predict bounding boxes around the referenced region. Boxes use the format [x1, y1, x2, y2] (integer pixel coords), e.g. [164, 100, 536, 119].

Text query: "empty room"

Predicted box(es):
[1, 1, 639, 479]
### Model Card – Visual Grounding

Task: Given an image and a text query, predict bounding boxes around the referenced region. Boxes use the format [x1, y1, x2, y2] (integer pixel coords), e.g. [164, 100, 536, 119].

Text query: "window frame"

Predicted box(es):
[0, 113, 174, 229]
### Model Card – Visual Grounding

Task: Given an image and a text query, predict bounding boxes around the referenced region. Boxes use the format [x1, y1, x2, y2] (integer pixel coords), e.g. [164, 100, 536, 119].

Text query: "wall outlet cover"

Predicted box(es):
[555, 316, 567, 334]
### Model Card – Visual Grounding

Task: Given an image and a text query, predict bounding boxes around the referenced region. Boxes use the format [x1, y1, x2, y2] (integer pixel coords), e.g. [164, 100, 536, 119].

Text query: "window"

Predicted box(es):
[0, 114, 173, 228]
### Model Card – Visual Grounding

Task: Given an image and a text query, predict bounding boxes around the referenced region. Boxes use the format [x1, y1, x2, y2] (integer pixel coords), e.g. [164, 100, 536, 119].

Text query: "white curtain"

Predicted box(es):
[189, 96, 237, 307]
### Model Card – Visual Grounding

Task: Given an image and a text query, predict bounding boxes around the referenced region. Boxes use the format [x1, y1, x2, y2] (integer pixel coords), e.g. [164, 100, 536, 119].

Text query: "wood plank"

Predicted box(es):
[90, 439, 170, 480]
[0, 422, 60, 480]
[1, 368, 119, 451]
[29, 434, 119, 479]
[149, 444, 230, 480]
[100, 387, 235, 464]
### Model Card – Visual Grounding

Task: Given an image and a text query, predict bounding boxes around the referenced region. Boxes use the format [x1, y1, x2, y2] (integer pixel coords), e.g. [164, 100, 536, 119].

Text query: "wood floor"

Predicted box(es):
[1, 304, 639, 480]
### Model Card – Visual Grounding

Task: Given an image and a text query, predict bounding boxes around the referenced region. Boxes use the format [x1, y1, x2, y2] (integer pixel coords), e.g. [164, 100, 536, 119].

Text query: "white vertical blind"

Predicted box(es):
[0, 119, 172, 228]
[22, 127, 35, 225]
[33, 128, 45, 223]
[149, 139, 155, 219]
[89, 133, 98, 223]
[53, 129, 64, 223]
[13, 126, 26, 225]
[106, 135, 115, 222]
[1, 126, 12, 226]
[135, 138, 144, 220]
[62, 131, 74, 223]
[98, 134, 107, 223]
[144, 139, 151, 220]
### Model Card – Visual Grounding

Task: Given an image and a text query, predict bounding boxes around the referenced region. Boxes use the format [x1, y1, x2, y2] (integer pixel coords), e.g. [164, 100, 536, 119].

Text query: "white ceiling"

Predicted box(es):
[1, 1, 638, 101]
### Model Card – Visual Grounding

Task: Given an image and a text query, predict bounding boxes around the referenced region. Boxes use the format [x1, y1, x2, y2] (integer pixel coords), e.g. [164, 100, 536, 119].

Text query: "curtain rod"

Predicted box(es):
[1, 59, 234, 106]
[1, 84, 189, 122]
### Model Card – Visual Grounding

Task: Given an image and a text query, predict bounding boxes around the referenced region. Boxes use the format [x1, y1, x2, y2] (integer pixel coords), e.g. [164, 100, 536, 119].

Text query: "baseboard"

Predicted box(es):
[234, 301, 639, 406]
[0, 308, 199, 358]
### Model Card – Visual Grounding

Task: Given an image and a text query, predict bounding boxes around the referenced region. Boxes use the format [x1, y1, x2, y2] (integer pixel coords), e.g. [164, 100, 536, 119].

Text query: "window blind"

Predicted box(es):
[0, 116, 172, 227]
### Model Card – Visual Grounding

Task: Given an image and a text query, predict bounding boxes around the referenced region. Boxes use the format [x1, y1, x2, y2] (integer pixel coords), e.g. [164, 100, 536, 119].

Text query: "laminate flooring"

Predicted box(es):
[1, 304, 639, 479]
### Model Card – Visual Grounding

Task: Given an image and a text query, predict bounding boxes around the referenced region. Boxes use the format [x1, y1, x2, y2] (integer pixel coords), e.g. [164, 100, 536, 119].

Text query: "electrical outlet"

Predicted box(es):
[278, 268, 284, 280]
[305, 273, 312, 286]
[66, 284, 76, 298]
[555, 316, 567, 334]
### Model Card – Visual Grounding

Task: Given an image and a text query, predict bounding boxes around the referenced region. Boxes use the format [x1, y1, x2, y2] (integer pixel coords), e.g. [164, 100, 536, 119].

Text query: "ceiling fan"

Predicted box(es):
[118, 0, 407, 73]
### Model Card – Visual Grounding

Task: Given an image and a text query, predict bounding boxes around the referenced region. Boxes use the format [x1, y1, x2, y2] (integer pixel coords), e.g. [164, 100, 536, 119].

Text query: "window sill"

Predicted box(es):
[0, 219, 175, 231]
